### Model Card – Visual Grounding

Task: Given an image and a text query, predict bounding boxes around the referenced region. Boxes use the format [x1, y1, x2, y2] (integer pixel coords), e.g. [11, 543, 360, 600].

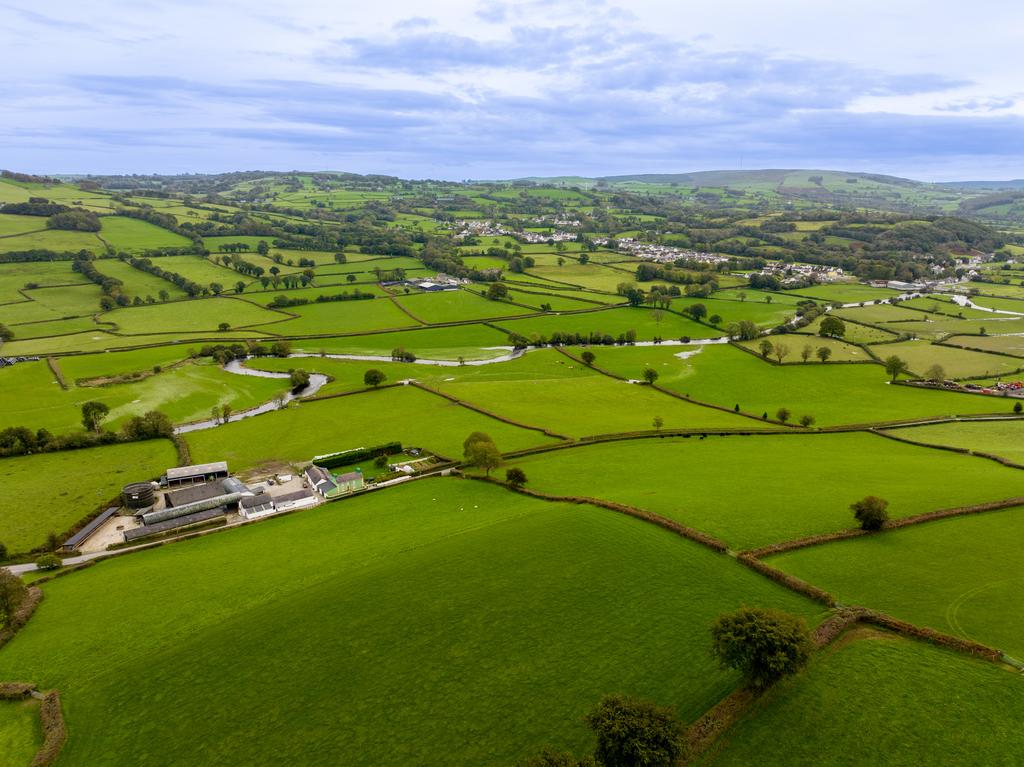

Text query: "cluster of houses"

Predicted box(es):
[0, 355, 40, 368]
[594, 237, 726, 265]
[755, 263, 847, 285]
[453, 219, 579, 244]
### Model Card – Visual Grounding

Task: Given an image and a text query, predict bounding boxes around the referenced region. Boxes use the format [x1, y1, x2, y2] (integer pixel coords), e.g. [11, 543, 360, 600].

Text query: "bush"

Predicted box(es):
[506, 467, 527, 487]
[710, 607, 812, 689]
[364, 369, 386, 388]
[584, 694, 685, 767]
[36, 553, 62, 571]
[851, 495, 889, 531]
[519, 749, 596, 767]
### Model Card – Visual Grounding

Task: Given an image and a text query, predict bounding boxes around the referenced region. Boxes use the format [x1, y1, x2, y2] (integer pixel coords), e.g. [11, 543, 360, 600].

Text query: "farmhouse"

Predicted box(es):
[305, 465, 338, 497]
[239, 492, 276, 520]
[335, 470, 365, 493]
[165, 461, 229, 487]
[273, 489, 318, 512]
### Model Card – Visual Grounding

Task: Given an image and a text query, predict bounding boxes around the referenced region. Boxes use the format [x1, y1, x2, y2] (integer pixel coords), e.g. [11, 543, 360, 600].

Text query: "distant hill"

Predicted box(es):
[937, 179, 1024, 190]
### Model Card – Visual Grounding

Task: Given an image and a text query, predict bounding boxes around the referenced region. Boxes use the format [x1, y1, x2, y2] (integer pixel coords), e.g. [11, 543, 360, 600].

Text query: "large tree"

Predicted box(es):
[884, 355, 909, 381]
[584, 694, 685, 767]
[818, 315, 846, 338]
[711, 607, 812, 689]
[80, 401, 109, 433]
[851, 495, 889, 531]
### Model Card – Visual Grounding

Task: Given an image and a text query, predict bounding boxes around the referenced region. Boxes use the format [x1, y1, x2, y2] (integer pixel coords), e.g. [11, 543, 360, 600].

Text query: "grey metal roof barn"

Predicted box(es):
[166, 462, 229, 485]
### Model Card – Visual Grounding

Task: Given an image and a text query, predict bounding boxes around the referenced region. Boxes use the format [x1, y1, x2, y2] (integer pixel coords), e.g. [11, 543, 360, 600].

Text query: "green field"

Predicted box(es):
[0, 698, 41, 765]
[0, 228, 104, 254]
[498, 306, 718, 341]
[270, 298, 419, 335]
[883, 339, 1024, 378]
[703, 635, 1024, 766]
[0, 439, 175, 552]
[101, 297, 290, 334]
[785, 284, 900, 304]
[503, 433, 1024, 549]
[0, 212, 50, 236]
[95, 259, 187, 299]
[944, 333, 1024, 357]
[739, 335, 870, 362]
[884, 419, 1024, 464]
[569, 344, 1007, 426]
[393, 290, 535, 323]
[769, 508, 1024, 658]
[98, 216, 192, 252]
[0, 478, 819, 766]
[0, 357, 289, 433]
[23, 284, 103, 316]
[186, 383, 558, 470]
[289, 323, 510, 358]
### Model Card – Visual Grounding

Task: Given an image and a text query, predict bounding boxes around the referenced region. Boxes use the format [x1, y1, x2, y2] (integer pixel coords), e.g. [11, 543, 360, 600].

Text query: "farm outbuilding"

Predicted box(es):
[165, 461, 229, 487]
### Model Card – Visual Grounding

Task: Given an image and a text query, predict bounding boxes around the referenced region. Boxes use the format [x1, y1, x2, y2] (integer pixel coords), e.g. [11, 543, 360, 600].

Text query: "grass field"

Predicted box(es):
[0, 439, 175, 552]
[882, 339, 1024, 378]
[497, 306, 718, 341]
[769, 508, 1024, 658]
[943, 334, 1024, 357]
[0, 262, 87, 301]
[785, 284, 900, 304]
[884, 420, 1024, 464]
[0, 330, 270, 356]
[0, 698, 40, 765]
[739, 335, 870, 362]
[569, 344, 1007, 425]
[98, 216, 192, 252]
[393, 290, 535, 323]
[271, 298, 419, 335]
[502, 433, 1024, 549]
[289, 323, 510, 359]
[0, 478, 819, 766]
[149, 255, 241, 286]
[95, 259, 187, 299]
[0, 228, 104, 254]
[0, 357, 289, 433]
[799, 314, 898, 343]
[0, 213, 50, 236]
[23, 284, 103, 316]
[101, 297, 290, 334]
[186, 383, 558, 470]
[703, 634, 1024, 766]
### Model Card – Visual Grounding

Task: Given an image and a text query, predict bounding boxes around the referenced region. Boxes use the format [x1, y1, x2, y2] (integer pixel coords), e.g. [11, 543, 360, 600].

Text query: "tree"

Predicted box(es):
[36, 553, 61, 571]
[642, 367, 659, 385]
[799, 414, 815, 427]
[710, 607, 812, 689]
[816, 346, 832, 363]
[851, 495, 889, 531]
[486, 282, 509, 300]
[925, 363, 946, 382]
[519, 748, 595, 767]
[466, 439, 502, 476]
[463, 431, 493, 458]
[209, 282, 223, 296]
[334, 252, 347, 264]
[758, 339, 773, 358]
[709, 314, 722, 326]
[506, 467, 528, 487]
[736, 320, 759, 341]
[1015, 401, 1023, 414]
[652, 415, 663, 431]
[81, 401, 109, 432]
[584, 694, 685, 767]
[578, 253, 590, 265]
[363, 369, 386, 388]
[818, 315, 846, 338]
[158, 289, 170, 302]
[346, 274, 357, 283]
[0, 323, 13, 343]
[884, 355, 909, 381]
[683, 302, 707, 321]
[235, 281, 246, 294]
[0, 568, 27, 626]
[257, 240, 269, 256]
[121, 410, 174, 440]
[776, 407, 791, 423]
[218, 322, 230, 331]
[773, 342, 790, 364]
[581, 350, 596, 366]
[738, 291, 747, 302]
[801, 345, 812, 363]
[290, 369, 311, 390]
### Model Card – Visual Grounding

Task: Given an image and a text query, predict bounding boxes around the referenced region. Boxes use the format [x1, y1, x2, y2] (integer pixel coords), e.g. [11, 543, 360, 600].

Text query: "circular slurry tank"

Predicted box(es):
[122, 482, 155, 509]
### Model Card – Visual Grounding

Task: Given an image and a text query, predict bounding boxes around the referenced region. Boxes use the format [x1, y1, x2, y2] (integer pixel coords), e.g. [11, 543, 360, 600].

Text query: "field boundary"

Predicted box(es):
[0, 586, 42, 651]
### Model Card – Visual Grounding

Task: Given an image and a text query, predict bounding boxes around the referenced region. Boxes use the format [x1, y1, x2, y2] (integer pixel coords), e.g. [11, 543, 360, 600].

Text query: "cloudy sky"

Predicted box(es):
[3, 0, 1022, 180]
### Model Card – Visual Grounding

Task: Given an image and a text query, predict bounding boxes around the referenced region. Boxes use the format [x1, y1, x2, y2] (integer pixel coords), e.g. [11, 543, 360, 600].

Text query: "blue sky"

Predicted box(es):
[2, 0, 1022, 180]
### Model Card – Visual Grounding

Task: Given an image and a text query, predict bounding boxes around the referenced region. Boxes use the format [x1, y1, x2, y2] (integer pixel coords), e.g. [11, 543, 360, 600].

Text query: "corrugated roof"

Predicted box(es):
[166, 483, 224, 507]
[63, 507, 120, 549]
[166, 462, 228, 481]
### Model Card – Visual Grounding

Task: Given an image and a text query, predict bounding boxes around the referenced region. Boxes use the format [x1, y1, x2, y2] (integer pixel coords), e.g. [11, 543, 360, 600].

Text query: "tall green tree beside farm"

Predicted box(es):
[584, 694, 685, 767]
[80, 401, 109, 433]
[819, 316, 846, 338]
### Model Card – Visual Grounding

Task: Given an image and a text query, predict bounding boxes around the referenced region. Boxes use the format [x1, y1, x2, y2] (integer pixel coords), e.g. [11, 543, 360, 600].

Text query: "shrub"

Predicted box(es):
[581, 350, 596, 366]
[851, 495, 889, 531]
[519, 749, 596, 767]
[710, 607, 812, 689]
[36, 553, 62, 571]
[363, 369, 387, 388]
[584, 694, 685, 767]
[1014, 402, 1022, 414]
[506, 467, 527, 487]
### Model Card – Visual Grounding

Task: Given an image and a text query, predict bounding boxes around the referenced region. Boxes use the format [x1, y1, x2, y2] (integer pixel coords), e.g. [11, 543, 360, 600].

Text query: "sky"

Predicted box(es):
[2, 0, 1023, 180]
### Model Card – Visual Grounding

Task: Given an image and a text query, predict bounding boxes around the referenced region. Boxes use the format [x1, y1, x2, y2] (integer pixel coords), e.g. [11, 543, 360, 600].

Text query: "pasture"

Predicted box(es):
[98, 216, 192, 251]
[289, 323, 510, 359]
[270, 298, 418, 335]
[0, 439, 175, 552]
[884, 420, 1024, 465]
[96, 259, 187, 299]
[497, 306, 718, 341]
[0, 699, 40, 765]
[392, 290, 535, 323]
[503, 433, 1024, 549]
[185, 383, 558, 470]
[100, 297, 290, 334]
[943, 334, 1024, 357]
[0, 478, 819, 766]
[882, 339, 1023, 379]
[769, 508, 1024, 658]
[704, 635, 1024, 766]
[0, 228, 104, 254]
[570, 344, 1005, 426]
